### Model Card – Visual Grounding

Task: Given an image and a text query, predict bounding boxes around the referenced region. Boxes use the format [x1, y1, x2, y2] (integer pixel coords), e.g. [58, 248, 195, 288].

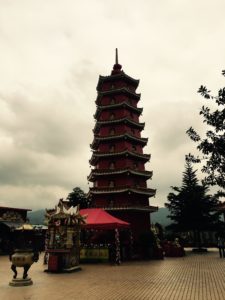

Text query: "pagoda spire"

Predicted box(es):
[112, 48, 122, 74]
[115, 48, 118, 64]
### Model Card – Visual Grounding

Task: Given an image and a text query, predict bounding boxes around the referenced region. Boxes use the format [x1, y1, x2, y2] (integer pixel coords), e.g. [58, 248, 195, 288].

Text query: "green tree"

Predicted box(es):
[165, 160, 220, 248]
[67, 187, 91, 209]
[186, 71, 225, 189]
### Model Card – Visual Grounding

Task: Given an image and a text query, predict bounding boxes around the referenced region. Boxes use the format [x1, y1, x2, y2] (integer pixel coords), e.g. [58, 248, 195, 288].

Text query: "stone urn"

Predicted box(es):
[9, 248, 39, 287]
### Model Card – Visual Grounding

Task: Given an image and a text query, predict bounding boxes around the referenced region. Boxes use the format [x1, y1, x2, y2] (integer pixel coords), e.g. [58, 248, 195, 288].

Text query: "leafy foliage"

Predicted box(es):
[165, 161, 220, 235]
[186, 71, 225, 189]
[67, 187, 91, 209]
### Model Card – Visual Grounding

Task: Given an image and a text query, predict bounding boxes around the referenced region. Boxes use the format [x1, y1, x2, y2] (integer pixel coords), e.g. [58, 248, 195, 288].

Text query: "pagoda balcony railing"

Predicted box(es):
[92, 204, 158, 213]
[96, 88, 141, 104]
[88, 168, 153, 181]
[91, 133, 148, 149]
[96, 73, 139, 91]
[94, 102, 143, 119]
[89, 150, 151, 165]
[89, 186, 156, 197]
[93, 117, 145, 132]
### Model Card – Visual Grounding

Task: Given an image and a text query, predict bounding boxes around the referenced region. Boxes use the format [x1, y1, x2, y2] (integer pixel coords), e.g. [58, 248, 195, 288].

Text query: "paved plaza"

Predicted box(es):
[1, 249, 225, 300]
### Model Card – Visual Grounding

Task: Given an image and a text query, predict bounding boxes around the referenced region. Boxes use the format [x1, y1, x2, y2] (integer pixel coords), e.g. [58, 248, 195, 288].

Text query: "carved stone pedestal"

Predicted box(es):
[9, 277, 33, 287]
[62, 265, 81, 273]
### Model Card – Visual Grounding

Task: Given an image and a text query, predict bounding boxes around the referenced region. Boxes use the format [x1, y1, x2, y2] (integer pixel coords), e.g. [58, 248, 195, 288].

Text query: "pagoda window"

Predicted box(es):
[133, 163, 138, 170]
[109, 162, 115, 169]
[109, 128, 115, 135]
[110, 98, 116, 104]
[132, 145, 137, 152]
[110, 113, 115, 120]
[111, 83, 115, 89]
[131, 128, 135, 135]
[109, 181, 115, 187]
[109, 145, 115, 152]
[109, 200, 114, 207]
[135, 181, 140, 188]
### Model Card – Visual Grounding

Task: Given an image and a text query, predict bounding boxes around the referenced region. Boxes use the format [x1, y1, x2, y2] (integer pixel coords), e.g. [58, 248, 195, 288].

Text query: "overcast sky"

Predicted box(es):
[0, 0, 224, 210]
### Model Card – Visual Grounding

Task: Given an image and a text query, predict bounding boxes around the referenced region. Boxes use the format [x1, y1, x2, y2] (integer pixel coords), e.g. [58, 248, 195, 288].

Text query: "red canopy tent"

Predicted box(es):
[80, 208, 130, 230]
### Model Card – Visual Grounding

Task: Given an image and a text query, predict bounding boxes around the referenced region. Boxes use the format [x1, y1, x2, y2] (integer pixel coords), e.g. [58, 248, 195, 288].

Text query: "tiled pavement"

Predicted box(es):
[0, 249, 225, 300]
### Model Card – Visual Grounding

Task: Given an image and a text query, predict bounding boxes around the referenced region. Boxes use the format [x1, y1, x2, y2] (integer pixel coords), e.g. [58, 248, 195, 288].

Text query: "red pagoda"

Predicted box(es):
[88, 50, 157, 242]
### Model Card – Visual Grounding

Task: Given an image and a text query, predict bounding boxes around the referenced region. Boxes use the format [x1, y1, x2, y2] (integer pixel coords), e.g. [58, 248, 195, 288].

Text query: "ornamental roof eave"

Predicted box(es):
[89, 150, 151, 165]
[91, 133, 148, 148]
[88, 168, 153, 181]
[96, 73, 139, 91]
[96, 88, 141, 104]
[94, 102, 143, 119]
[93, 118, 145, 132]
[89, 187, 156, 197]
[104, 205, 158, 213]
[131, 187, 156, 196]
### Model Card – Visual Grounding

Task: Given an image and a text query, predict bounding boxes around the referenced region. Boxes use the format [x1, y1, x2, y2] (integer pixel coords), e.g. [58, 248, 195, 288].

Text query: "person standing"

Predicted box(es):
[218, 236, 225, 258]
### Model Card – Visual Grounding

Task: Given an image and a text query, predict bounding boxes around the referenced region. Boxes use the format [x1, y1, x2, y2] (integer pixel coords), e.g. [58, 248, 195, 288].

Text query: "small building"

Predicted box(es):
[0, 206, 32, 253]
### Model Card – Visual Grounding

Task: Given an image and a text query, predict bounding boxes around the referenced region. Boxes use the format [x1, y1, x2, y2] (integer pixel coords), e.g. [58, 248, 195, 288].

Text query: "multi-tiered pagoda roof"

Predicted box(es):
[88, 50, 157, 235]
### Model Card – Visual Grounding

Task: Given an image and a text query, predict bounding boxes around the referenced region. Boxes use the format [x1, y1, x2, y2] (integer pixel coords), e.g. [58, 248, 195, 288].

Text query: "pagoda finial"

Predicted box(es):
[115, 48, 118, 65]
[112, 48, 122, 74]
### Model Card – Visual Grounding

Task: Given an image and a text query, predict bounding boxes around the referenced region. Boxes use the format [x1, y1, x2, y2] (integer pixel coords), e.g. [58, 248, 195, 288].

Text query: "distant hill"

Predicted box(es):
[27, 206, 172, 227]
[28, 209, 45, 225]
[151, 207, 171, 227]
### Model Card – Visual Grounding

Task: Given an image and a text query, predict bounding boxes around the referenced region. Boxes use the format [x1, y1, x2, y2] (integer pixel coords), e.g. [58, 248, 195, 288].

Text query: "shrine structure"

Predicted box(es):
[45, 200, 85, 272]
[88, 50, 157, 243]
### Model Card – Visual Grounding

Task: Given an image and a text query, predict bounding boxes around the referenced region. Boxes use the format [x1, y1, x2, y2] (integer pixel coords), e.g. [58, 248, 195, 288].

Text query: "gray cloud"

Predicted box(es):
[0, 0, 224, 210]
